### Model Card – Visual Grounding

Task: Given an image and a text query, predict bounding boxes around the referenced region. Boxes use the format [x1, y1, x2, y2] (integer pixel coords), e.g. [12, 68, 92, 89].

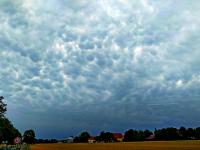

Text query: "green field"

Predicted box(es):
[31, 140, 200, 150]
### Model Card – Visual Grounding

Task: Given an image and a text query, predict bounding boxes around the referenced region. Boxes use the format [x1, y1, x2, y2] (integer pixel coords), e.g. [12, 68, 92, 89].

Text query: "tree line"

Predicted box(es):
[72, 126, 200, 143]
[72, 130, 152, 143]
[154, 127, 200, 140]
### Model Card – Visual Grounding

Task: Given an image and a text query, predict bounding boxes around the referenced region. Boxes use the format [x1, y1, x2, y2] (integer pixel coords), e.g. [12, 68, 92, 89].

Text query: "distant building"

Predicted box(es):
[146, 134, 155, 140]
[88, 137, 96, 144]
[113, 133, 123, 142]
[63, 136, 74, 143]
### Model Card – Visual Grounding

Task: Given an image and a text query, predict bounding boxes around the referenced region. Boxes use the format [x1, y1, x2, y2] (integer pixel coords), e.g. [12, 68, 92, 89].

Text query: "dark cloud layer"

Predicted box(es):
[0, 0, 200, 138]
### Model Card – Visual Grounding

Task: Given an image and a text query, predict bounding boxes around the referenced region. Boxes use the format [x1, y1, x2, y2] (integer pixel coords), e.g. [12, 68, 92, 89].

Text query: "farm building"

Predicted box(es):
[62, 136, 74, 143]
[88, 137, 96, 144]
[113, 133, 123, 142]
[146, 134, 155, 140]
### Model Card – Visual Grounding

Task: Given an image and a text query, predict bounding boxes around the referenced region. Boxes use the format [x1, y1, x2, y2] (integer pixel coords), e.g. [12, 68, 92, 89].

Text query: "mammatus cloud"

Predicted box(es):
[0, 0, 200, 138]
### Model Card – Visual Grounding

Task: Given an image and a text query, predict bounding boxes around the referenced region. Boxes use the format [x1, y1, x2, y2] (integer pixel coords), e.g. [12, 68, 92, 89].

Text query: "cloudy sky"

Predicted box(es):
[0, 0, 200, 138]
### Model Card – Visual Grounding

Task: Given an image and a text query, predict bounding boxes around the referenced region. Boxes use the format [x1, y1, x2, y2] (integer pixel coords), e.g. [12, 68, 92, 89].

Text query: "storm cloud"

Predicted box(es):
[0, 0, 200, 138]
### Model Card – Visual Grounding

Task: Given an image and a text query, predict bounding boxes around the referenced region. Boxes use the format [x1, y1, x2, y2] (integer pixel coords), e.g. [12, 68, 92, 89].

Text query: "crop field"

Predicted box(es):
[31, 140, 200, 150]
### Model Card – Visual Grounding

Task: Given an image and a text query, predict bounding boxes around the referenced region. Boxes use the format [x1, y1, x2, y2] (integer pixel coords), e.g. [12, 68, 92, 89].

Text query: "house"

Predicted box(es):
[61, 136, 74, 143]
[146, 134, 155, 140]
[113, 133, 123, 142]
[88, 137, 96, 144]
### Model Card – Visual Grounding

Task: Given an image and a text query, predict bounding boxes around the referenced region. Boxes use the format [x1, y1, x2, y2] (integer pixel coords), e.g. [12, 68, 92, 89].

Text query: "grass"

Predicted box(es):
[0, 144, 27, 150]
[31, 140, 200, 150]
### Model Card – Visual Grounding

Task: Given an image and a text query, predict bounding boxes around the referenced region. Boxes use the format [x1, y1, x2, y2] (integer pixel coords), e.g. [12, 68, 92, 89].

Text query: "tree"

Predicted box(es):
[73, 131, 90, 143]
[137, 130, 146, 141]
[186, 128, 195, 139]
[0, 96, 6, 118]
[23, 129, 36, 144]
[179, 126, 187, 139]
[154, 128, 180, 140]
[0, 118, 21, 144]
[124, 129, 136, 142]
[73, 136, 80, 143]
[79, 131, 90, 143]
[96, 131, 114, 143]
[0, 96, 21, 144]
[195, 127, 200, 139]
[123, 129, 152, 142]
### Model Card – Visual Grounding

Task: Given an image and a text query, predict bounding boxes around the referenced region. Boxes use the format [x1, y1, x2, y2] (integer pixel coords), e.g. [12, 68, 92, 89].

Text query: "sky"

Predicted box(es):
[0, 0, 200, 139]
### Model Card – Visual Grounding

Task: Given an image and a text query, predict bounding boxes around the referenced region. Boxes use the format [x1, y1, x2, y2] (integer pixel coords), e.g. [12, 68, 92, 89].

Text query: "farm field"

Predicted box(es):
[31, 140, 200, 150]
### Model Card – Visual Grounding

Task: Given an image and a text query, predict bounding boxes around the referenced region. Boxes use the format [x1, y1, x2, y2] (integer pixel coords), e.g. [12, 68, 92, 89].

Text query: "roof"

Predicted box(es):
[66, 137, 74, 140]
[146, 134, 155, 140]
[88, 137, 96, 141]
[113, 133, 123, 139]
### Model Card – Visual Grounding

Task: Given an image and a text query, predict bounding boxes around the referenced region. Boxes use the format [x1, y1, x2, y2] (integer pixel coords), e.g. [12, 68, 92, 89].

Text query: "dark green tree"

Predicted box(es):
[124, 129, 137, 142]
[73, 136, 79, 143]
[137, 130, 146, 141]
[0, 96, 21, 144]
[0, 96, 6, 118]
[124, 129, 151, 141]
[23, 129, 36, 144]
[179, 126, 187, 139]
[195, 127, 200, 139]
[186, 128, 195, 139]
[0, 117, 21, 144]
[73, 131, 90, 143]
[96, 131, 114, 142]
[79, 131, 90, 143]
[155, 127, 180, 140]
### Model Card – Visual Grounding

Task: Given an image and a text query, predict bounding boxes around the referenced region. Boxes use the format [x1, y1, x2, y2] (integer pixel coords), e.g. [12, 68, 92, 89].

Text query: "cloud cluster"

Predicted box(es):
[0, 0, 200, 138]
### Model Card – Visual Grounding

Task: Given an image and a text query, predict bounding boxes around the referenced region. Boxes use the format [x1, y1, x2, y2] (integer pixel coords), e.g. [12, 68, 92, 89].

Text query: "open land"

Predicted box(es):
[31, 140, 200, 150]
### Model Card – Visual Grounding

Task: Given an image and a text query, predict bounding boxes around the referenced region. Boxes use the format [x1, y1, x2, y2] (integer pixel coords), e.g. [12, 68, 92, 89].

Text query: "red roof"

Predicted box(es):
[88, 137, 96, 140]
[113, 133, 123, 139]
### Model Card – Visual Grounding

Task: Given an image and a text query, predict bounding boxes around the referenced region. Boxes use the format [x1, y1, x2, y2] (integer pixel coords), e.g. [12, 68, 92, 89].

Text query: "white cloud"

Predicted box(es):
[176, 80, 184, 88]
[141, 0, 154, 14]
[133, 46, 143, 62]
